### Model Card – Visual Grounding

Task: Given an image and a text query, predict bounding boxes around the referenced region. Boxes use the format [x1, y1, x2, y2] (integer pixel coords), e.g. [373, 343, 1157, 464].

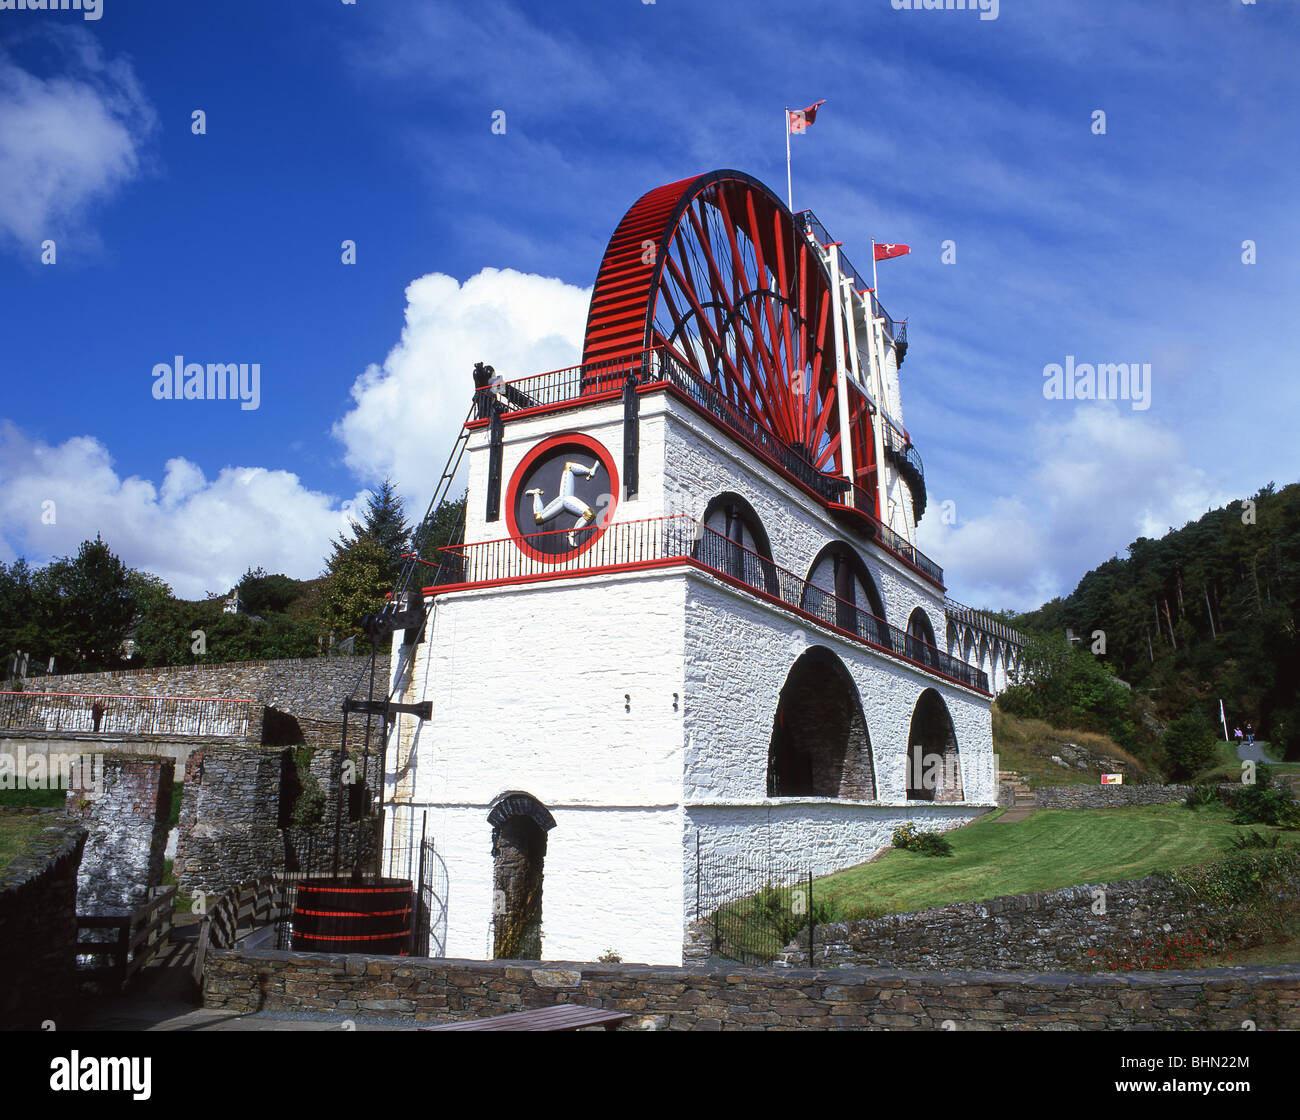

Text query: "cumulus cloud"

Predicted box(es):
[917, 403, 1231, 612]
[0, 30, 157, 251]
[0, 421, 368, 599]
[332, 267, 591, 495]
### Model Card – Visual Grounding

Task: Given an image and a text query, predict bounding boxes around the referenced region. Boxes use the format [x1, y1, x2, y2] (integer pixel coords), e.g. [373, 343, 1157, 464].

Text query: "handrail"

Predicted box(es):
[433, 515, 987, 692]
[944, 597, 1025, 648]
[472, 348, 945, 586]
[0, 691, 254, 738]
[795, 210, 907, 348]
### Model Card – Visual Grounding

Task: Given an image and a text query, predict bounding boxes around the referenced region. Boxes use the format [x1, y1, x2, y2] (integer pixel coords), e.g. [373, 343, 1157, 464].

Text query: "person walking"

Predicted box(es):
[1234, 726, 1244, 745]
[1246, 723, 1255, 747]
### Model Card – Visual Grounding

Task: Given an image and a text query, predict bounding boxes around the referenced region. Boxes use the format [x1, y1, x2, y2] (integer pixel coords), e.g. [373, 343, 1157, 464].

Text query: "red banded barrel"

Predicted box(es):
[291, 879, 414, 955]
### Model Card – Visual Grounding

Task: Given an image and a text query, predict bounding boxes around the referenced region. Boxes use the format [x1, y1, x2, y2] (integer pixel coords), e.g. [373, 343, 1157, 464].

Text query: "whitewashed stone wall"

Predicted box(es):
[388, 571, 688, 964]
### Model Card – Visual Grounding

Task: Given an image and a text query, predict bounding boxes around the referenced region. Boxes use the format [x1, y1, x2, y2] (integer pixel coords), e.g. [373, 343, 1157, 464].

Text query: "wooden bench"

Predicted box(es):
[422, 1005, 631, 1032]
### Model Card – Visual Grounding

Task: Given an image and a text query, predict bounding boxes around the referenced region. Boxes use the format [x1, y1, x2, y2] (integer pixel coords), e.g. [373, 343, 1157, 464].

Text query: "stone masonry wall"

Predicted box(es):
[1033, 784, 1196, 810]
[66, 754, 173, 915]
[35, 653, 388, 729]
[781, 869, 1300, 971]
[202, 948, 1300, 1030]
[0, 810, 87, 1029]
[174, 744, 376, 894]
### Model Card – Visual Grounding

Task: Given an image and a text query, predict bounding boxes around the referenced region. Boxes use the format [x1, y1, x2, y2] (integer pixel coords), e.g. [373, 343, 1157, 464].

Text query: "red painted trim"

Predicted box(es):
[427, 558, 987, 697]
[504, 432, 620, 565]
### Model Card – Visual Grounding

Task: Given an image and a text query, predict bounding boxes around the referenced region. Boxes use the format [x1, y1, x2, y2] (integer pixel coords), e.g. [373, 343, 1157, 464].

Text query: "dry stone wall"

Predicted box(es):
[1032, 784, 1196, 810]
[202, 948, 1300, 1030]
[0, 810, 87, 1029]
[781, 869, 1300, 971]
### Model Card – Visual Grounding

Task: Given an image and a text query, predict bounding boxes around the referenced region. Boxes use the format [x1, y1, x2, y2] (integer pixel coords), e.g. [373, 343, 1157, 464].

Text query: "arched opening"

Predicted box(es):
[695, 492, 779, 595]
[487, 792, 556, 960]
[767, 647, 875, 799]
[905, 607, 938, 668]
[946, 618, 960, 659]
[802, 542, 887, 644]
[905, 688, 963, 802]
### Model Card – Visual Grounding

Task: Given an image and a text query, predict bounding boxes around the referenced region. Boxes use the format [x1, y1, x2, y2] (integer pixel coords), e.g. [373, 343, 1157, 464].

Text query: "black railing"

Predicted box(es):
[696, 837, 814, 965]
[0, 690, 253, 738]
[475, 350, 944, 584]
[944, 598, 1026, 648]
[434, 516, 986, 692]
[795, 210, 907, 351]
[881, 424, 928, 521]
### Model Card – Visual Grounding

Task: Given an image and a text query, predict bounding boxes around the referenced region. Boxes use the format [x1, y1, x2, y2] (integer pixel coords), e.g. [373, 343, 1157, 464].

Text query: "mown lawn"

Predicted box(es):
[0, 814, 45, 872]
[814, 803, 1289, 918]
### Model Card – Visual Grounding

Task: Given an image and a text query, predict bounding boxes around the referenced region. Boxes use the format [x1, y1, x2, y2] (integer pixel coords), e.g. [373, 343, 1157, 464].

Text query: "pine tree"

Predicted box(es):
[328, 478, 411, 589]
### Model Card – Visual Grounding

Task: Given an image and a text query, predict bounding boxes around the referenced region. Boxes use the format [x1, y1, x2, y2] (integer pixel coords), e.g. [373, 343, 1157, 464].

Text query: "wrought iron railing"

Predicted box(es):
[474, 350, 944, 585]
[944, 598, 1026, 648]
[0, 690, 254, 738]
[795, 210, 907, 350]
[433, 516, 986, 691]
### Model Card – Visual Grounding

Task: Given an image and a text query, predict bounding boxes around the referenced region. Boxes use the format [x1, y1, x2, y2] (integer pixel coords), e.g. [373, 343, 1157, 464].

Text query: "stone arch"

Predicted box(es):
[946, 618, 960, 659]
[905, 688, 964, 802]
[905, 607, 939, 669]
[767, 646, 875, 799]
[961, 630, 976, 668]
[695, 491, 778, 595]
[992, 642, 1009, 693]
[802, 542, 888, 643]
[487, 791, 556, 960]
[978, 635, 992, 683]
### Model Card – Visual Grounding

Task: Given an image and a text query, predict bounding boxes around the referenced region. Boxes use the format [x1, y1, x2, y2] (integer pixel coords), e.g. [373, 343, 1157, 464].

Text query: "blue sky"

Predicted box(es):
[1, 0, 1297, 609]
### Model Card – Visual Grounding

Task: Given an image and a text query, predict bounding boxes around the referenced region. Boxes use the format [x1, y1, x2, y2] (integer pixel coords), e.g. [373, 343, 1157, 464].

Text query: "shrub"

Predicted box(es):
[1224, 830, 1286, 852]
[1232, 764, 1300, 827]
[1162, 711, 1220, 781]
[892, 822, 954, 857]
[1184, 782, 1224, 810]
[1087, 929, 1230, 971]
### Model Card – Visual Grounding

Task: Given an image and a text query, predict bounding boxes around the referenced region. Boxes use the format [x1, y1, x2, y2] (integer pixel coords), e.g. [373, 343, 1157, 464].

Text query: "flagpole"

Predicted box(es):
[785, 108, 793, 211]
[871, 238, 879, 298]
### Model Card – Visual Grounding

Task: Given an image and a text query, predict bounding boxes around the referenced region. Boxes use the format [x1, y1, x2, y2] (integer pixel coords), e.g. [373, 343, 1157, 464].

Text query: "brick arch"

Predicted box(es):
[767, 646, 875, 799]
[905, 688, 963, 802]
[487, 791, 555, 960]
[695, 491, 779, 596]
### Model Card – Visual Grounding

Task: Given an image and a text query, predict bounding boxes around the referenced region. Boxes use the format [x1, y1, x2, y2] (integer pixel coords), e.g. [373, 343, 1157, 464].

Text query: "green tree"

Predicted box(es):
[236, 567, 300, 616]
[416, 490, 468, 570]
[1161, 711, 1220, 781]
[321, 535, 392, 640]
[36, 536, 136, 671]
[329, 479, 411, 589]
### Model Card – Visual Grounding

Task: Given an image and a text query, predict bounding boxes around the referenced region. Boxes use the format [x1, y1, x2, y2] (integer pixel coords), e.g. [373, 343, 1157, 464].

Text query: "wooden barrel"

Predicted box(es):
[291, 878, 414, 955]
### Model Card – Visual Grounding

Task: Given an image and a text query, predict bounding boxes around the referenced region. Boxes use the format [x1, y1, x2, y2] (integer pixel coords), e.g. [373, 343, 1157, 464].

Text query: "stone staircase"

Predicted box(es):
[998, 769, 1037, 810]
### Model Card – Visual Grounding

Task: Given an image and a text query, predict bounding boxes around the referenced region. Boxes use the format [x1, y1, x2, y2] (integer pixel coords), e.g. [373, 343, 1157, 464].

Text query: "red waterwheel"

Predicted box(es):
[582, 169, 878, 507]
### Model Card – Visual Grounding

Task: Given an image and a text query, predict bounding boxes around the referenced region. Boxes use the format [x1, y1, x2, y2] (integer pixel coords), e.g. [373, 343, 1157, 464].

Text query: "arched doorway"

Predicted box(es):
[487, 792, 556, 960]
[905, 689, 964, 802]
[767, 647, 875, 799]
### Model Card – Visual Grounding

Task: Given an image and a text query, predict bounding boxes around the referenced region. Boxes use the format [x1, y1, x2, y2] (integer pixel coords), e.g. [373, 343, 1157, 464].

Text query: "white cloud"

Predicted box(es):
[332, 267, 591, 496]
[0, 421, 367, 599]
[0, 31, 156, 251]
[917, 403, 1230, 612]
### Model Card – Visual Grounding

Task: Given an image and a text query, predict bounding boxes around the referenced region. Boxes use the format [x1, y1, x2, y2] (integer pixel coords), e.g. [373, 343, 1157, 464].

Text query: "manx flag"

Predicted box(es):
[874, 243, 910, 261]
[788, 100, 825, 134]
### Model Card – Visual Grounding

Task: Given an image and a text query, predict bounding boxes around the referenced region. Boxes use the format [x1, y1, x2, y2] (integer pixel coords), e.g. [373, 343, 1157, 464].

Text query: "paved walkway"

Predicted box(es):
[1237, 739, 1273, 764]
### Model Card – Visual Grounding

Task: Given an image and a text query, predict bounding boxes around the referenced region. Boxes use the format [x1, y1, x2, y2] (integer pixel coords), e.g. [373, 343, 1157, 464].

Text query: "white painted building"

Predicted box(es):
[384, 170, 1007, 965]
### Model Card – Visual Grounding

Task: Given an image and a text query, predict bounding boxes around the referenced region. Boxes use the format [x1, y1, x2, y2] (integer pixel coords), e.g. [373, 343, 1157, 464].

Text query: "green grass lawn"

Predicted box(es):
[813, 803, 1289, 919]
[0, 814, 45, 872]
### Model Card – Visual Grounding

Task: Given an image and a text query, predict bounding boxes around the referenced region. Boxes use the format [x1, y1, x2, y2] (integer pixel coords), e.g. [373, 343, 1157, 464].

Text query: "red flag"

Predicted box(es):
[787, 100, 825, 134]
[874, 243, 910, 261]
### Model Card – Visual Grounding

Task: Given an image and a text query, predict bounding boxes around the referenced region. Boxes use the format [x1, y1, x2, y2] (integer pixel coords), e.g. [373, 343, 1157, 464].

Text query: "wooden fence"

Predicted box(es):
[192, 877, 282, 986]
[75, 885, 176, 989]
